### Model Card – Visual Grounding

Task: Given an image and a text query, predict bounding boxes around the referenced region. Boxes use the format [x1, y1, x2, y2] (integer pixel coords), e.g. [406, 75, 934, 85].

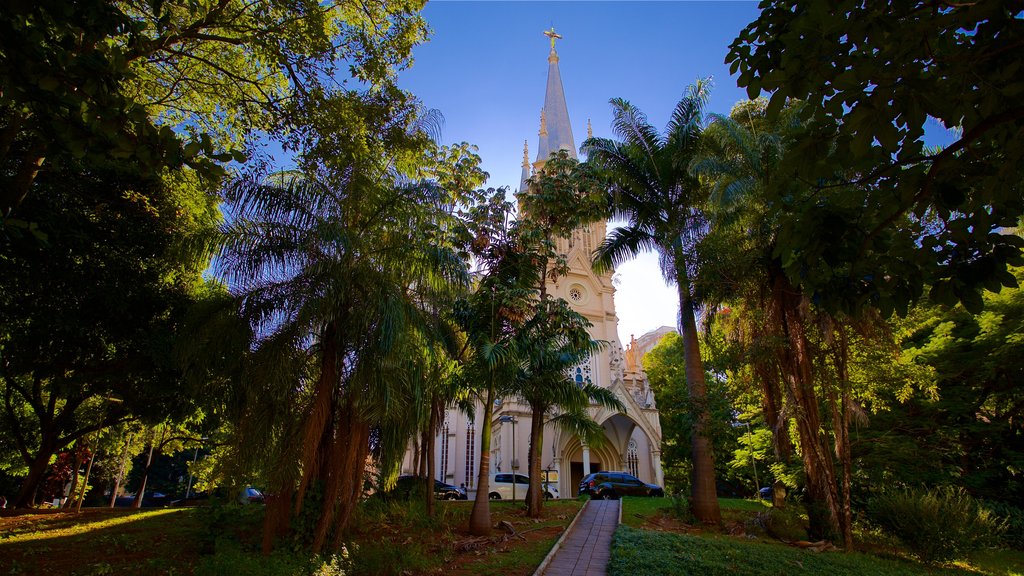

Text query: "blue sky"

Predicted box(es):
[394, 1, 955, 344]
[398, 1, 764, 343]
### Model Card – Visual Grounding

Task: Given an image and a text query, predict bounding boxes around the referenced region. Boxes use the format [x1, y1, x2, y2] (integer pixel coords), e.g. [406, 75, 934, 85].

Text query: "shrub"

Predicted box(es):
[747, 507, 808, 542]
[670, 491, 694, 524]
[868, 486, 1007, 563]
[982, 500, 1024, 550]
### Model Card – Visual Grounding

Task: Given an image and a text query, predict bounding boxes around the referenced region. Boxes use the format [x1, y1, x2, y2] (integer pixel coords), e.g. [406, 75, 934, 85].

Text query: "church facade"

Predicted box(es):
[402, 31, 664, 498]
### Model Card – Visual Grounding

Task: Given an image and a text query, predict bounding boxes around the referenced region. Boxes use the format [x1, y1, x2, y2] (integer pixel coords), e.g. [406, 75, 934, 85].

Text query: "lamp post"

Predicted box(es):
[499, 415, 517, 499]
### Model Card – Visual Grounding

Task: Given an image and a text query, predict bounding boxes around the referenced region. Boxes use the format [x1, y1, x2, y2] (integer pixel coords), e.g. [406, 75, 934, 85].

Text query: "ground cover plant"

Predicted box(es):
[612, 497, 1024, 576]
[0, 499, 582, 576]
[868, 486, 1007, 564]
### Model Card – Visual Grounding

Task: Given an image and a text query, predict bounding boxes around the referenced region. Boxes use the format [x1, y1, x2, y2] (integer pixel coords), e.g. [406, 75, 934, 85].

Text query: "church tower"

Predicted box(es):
[406, 29, 664, 499]
[519, 28, 664, 494]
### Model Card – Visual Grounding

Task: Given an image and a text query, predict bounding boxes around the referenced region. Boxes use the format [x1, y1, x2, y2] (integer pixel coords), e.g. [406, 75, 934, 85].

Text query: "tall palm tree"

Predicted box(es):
[582, 79, 721, 523]
[692, 99, 852, 546]
[514, 296, 623, 517]
[217, 169, 470, 552]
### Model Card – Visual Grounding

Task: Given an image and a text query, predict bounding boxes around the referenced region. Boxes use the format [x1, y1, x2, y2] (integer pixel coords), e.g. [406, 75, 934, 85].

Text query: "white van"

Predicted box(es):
[487, 472, 559, 500]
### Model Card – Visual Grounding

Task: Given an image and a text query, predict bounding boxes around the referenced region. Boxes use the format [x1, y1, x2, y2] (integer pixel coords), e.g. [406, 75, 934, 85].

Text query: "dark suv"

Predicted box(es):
[385, 475, 467, 500]
[578, 471, 664, 499]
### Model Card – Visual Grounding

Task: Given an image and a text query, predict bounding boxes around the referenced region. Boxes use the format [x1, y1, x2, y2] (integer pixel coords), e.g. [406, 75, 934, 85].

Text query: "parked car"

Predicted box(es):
[238, 487, 265, 504]
[382, 475, 467, 500]
[578, 471, 664, 499]
[487, 473, 559, 500]
[113, 492, 172, 507]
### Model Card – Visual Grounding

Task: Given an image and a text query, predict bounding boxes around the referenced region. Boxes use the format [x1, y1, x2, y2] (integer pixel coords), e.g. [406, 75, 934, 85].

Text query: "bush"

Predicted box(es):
[747, 507, 808, 542]
[868, 486, 1007, 563]
[670, 491, 694, 524]
[982, 500, 1024, 550]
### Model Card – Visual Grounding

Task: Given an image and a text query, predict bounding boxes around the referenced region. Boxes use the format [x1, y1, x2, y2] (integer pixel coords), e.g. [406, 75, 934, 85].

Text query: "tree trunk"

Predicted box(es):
[677, 271, 721, 524]
[14, 444, 55, 508]
[527, 406, 545, 517]
[76, 449, 95, 513]
[62, 444, 84, 509]
[468, 386, 495, 535]
[110, 433, 133, 508]
[770, 273, 841, 540]
[132, 441, 156, 509]
[829, 324, 854, 550]
[755, 356, 791, 509]
[425, 402, 439, 518]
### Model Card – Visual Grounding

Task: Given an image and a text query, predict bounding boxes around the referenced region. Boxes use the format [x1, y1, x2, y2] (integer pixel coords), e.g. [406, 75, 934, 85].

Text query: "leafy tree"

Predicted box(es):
[582, 80, 722, 523]
[512, 297, 623, 518]
[454, 188, 535, 536]
[643, 332, 739, 495]
[215, 89, 484, 551]
[0, 0, 428, 216]
[693, 99, 865, 544]
[726, 1, 1024, 314]
[856, 266, 1024, 506]
[0, 160, 219, 507]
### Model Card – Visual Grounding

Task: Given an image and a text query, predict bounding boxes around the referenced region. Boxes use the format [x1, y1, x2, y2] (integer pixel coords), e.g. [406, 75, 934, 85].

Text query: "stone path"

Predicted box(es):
[539, 499, 619, 576]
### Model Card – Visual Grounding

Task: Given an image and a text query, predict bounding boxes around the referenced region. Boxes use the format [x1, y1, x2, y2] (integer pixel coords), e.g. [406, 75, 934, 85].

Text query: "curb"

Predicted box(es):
[532, 498, 590, 576]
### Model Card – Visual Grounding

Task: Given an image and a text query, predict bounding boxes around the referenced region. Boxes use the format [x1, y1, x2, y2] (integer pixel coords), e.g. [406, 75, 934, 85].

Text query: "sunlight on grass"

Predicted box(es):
[0, 509, 185, 544]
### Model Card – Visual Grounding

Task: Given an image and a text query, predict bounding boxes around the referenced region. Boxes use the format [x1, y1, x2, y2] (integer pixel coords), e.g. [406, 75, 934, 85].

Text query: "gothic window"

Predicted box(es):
[568, 355, 595, 388]
[627, 439, 639, 478]
[465, 421, 476, 489]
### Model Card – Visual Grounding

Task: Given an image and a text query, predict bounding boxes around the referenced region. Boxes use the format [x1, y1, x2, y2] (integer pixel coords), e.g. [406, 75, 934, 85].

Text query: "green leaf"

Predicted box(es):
[765, 90, 786, 121]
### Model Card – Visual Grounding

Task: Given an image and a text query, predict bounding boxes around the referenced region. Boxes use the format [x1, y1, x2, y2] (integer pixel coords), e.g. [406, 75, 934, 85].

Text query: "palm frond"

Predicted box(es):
[593, 225, 659, 274]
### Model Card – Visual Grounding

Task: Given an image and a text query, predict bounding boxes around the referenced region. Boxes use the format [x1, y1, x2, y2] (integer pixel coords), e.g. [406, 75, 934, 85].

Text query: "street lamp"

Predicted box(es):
[498, 415, 517, 500]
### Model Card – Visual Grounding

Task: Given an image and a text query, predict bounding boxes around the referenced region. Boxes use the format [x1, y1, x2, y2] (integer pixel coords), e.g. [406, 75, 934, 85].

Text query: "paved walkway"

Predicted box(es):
[540, 499, 619, 576]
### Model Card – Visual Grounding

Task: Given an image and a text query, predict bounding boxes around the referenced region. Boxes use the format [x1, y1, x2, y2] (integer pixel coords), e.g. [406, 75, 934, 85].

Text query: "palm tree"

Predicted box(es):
[692, 99, 852, 546]
[582, 79, 721, 523]
[514, 296, 624, 517]
[217, 167, 471, 552]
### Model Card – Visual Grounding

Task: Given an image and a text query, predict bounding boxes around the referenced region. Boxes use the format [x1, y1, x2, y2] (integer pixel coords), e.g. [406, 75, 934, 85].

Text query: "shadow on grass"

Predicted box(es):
[0, 508, 203, 576]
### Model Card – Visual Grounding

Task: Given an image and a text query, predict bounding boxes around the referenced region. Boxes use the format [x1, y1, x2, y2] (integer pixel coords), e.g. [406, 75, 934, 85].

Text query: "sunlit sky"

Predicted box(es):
[395, 1, 954, 344]
[396, 1, 760, 344]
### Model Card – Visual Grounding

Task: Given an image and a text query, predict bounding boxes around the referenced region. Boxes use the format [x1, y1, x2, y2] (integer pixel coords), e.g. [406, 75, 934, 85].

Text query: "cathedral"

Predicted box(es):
[403, 30, 664, 498]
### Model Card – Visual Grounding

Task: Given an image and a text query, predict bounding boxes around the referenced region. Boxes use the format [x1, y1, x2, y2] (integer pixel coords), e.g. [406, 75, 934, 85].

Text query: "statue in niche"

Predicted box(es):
[610, 343, 625, 388]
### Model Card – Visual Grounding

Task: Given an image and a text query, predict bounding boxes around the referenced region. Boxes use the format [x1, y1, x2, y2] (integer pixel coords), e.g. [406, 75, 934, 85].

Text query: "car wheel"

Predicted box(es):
[489, 492, 501, 500]
[544, 492, 553, 500]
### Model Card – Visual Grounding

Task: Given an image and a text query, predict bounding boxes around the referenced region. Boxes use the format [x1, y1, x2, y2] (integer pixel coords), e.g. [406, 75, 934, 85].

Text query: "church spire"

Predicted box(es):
[518, 140, 531, 193]
[535, 27, 576, 165]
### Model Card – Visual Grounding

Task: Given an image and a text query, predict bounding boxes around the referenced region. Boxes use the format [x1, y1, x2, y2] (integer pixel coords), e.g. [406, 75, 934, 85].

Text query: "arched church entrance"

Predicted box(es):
[558, 412, 660, 496]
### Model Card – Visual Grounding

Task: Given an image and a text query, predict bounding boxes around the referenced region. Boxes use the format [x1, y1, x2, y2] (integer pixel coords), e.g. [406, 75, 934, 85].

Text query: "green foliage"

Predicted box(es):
[0, 0, 430, 216]
[868, 486, 1007, 564]
[852, 269, 1024, 507]
[984, 501, 1024, 551]
[670, 492, 695, 524]
[609, 525, 978, 576]
[751, 507, 808, 543]
[727, 3, 1024, 314]
[643, 332, 738, 492]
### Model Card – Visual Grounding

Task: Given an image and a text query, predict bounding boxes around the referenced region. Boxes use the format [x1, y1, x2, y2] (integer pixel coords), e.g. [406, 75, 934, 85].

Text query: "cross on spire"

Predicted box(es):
[543, 27, 562, 52]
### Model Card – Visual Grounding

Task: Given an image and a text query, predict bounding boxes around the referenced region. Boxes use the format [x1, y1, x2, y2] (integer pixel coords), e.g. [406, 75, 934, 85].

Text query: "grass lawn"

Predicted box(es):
[0, 498, 582, 576]
[611, 497, 1023, 576]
